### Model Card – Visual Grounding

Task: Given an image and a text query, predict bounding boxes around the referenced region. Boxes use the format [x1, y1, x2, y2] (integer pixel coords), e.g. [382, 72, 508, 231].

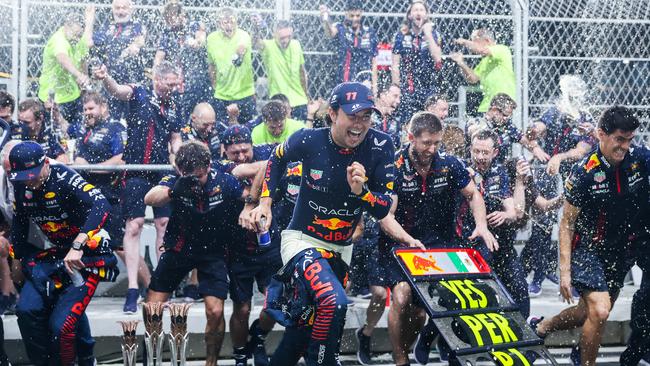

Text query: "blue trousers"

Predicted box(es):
[270, 248, 348, 366]
[16, 269, 99, 366]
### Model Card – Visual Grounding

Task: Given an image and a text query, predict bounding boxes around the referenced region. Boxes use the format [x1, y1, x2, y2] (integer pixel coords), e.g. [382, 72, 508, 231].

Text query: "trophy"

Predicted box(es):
[167, 303, 192, 366]
[142, 302, 165, 366]
[118, 320, 139, 366]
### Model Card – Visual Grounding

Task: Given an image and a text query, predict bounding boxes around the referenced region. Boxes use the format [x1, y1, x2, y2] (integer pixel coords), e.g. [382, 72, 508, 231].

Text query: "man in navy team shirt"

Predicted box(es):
[391, 0, 443, 124]
[144, 141, 249, 366]
[364, 112, 496, 366]
[74, 91, 127, 251]
[94, 60, 183, 313]
[18, 99, 68, 163]
[10, 141, 118, 366]
[250, 82, 396, 365]
[319, 1, 379, 92]
[530, 107, 648, 366]
[180, 103, 226, 161]
[154, 2, 212, 122]
[211, 125, 278, 366]
[92, 0, 146, 120]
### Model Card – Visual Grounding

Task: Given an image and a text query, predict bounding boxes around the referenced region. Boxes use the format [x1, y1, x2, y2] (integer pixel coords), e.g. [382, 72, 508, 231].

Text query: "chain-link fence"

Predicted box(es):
[3, 0, 650, 141]
[0, 0, 19, 98]
[528, 0, 650, 143]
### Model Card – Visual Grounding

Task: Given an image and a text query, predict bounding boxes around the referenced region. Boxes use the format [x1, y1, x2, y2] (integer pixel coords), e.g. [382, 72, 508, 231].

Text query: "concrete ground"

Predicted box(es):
[3, 278, 639, 364]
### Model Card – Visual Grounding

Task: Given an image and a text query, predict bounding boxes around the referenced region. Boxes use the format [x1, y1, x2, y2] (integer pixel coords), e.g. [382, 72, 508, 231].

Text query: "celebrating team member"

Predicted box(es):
[180, 103, 226, 160]
[12, 141, 117, 366]
[216, 126, 277, 366]
[252, 18, 309, 121]
[92, 0, 147, 120]
[529, 106, 648, 366]
[144, 141, 249, 366]
[458, 129, 528, 316]
[18, 99, 68, 162]
[93, 60, 183, 313]
[366, 112, 495, 366]
[250, 82, 395, 365]
[206, 8, 256, 125]
[450, 27, 516, 114]
[391, 0, 443, 123]
[319, 1, 378, 92]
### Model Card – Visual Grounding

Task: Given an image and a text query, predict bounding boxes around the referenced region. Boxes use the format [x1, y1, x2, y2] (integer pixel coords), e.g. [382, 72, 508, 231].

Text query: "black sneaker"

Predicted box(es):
[247, 319, 269, 366]
[355, 326, 372, 365]
[527, 316, 546, 339]
[570, 345, 580, 366]
[413, 329, 435, 364]
[252, 342, 269, 366]
[233, 346, 248, 366]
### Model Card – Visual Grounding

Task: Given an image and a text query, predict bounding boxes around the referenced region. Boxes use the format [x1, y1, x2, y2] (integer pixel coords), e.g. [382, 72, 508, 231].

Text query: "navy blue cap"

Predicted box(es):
[328, 82, 380, 116]
[222, 125, 252, 146]
[8, 141, 46, 181]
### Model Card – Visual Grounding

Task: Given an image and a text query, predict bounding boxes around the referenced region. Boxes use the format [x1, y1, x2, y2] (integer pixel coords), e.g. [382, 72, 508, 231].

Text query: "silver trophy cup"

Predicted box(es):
[142, 302, 165, 366]
[167, 303, 192, 366]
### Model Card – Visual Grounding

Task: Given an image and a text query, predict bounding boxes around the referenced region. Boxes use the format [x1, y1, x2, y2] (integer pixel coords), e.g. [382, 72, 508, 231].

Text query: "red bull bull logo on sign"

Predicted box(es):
[412, 255, 443, 272]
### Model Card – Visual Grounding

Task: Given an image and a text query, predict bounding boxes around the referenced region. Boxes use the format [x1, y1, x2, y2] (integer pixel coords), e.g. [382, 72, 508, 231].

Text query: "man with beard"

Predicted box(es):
[368, 112, 496, 366]
[206, 8, 256, 126]
[250, 82, 396, 366]
[154, 2, 211, 122]
[371, 83, 402, 148]
[93, 61, 183, 313]
[92, 0, 147, 120]
[253, 19, 309, 121]
[74, 91, 126, 249]
[457, 129, 527, 316]
[320, 1, 379, 93]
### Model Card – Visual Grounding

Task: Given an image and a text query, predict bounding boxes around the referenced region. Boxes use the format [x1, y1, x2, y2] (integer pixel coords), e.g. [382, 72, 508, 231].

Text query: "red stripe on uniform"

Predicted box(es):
[142, 120, 155, 164]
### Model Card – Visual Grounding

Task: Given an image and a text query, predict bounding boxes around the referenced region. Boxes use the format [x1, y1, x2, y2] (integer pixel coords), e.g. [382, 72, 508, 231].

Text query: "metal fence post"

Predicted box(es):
[9, 0, 19, 100]
[18, 0, 28, 101]
[511, 0, 530, 131]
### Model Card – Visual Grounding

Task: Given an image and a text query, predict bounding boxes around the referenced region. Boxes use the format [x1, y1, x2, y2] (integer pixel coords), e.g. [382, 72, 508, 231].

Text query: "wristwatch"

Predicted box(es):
[244, 194, 255, 204]
[72, 241, 84, 251]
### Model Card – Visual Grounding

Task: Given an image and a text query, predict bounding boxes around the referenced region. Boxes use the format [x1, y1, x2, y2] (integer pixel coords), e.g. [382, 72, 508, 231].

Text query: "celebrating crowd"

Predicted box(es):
[0, 0, 649, 366]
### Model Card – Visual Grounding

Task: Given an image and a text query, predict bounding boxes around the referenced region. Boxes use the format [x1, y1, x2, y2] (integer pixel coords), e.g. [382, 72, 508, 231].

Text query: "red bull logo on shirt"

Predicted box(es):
[360, 191, 388, 207]
[287, 164, 303, 177]
[40, 221, 69, 233]
[312, 216, 353, 231]
[585, 153, 600, 172]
